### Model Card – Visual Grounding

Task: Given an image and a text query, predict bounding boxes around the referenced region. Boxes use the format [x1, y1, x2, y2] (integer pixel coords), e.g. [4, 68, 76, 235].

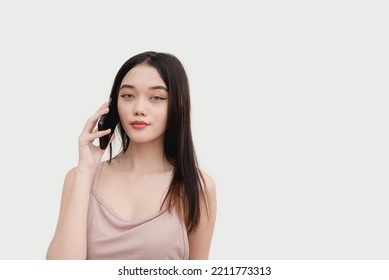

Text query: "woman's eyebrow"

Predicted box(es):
[120, 84, 135, 90]
[120, 84, 168, 91]
[150, 85, 168, 91]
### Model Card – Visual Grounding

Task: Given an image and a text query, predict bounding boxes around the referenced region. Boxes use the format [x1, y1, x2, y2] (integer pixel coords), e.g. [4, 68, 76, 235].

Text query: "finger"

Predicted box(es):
[88, 105, 110, 132]
[82, 103, 110, 133]
[79, 126, 108, 145]
[79, 128, 106, 144]
[87, 128, 111, 142]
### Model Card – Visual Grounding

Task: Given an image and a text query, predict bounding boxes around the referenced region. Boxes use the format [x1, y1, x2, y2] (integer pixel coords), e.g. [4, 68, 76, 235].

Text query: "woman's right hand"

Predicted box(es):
[77, 101, 115, 172]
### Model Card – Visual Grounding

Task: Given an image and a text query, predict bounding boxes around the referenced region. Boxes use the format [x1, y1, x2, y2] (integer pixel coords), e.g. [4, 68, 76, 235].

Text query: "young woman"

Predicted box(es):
[46, 51, 216, 260]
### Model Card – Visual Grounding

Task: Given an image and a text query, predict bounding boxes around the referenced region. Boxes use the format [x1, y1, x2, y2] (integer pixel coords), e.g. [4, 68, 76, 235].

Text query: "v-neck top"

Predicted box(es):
[86, 162, 189, 260]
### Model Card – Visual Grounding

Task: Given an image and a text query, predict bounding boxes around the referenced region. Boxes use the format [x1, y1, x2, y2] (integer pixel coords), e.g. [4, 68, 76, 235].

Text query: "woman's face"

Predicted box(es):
[117, 64, 169, 144]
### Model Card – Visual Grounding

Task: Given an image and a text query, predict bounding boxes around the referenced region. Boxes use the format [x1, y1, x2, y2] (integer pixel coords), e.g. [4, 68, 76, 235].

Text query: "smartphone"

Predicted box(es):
[98, 98, 118, 150]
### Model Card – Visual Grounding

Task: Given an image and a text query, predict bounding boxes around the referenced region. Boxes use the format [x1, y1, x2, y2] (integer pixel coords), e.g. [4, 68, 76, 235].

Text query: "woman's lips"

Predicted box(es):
[130, 121, 149, 129]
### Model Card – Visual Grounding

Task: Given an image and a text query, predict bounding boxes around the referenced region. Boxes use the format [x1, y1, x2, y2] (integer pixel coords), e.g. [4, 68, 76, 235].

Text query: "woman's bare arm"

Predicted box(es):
[46, 102, 113, 259]
[188, 171, 217, 259]
[46, 167, 95, 259]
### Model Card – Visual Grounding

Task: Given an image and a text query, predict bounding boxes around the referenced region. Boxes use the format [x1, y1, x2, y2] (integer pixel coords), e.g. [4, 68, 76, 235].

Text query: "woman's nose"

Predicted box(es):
[132, 98, 147, 116]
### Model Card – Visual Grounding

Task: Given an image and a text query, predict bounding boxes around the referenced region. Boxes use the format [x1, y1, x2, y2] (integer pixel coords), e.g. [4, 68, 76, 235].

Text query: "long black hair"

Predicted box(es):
[107, 51, 207, 233]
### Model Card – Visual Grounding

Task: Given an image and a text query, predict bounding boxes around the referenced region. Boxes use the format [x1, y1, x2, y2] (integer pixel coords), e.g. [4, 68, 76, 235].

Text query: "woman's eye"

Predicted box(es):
[151, 96, 167, 101]
[121, 94, 135, 99]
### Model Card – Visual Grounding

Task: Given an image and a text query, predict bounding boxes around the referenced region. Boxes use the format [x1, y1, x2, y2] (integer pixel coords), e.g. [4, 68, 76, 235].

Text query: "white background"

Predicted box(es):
[0, 0, 388, 259]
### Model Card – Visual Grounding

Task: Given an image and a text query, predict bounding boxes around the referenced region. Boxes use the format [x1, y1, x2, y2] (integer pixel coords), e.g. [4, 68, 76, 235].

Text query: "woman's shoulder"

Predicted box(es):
[62, 165, 89, 193]
[63, 162, 103, 186]
[67, 165, 79, 174]
[198, 169, 216, 194]
[64, 166, 78, 185]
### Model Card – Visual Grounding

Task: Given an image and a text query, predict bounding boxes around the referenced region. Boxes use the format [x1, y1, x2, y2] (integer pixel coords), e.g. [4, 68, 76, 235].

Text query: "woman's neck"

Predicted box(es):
[119, 139, 172, 174]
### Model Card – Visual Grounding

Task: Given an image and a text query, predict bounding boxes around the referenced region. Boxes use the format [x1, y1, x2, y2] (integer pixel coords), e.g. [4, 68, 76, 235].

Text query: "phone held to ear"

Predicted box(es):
[98, 98, 118, 150]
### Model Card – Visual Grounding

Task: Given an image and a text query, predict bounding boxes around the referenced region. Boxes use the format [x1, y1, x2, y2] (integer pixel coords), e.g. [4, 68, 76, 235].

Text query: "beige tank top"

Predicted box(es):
[86, 162, 189, 260]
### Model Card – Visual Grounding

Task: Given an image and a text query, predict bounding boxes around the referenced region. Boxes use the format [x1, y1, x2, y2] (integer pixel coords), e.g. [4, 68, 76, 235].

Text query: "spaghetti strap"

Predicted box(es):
[91, 161, 105, 190]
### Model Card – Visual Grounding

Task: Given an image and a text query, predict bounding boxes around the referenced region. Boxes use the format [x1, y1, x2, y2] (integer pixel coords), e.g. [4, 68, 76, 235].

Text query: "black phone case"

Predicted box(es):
[98, 98, 118, 150]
